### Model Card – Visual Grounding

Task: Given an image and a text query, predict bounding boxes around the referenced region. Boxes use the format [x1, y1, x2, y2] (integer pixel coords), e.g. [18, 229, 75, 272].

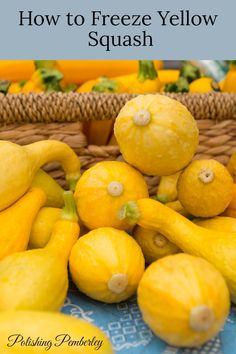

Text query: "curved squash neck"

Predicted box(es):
[24, 140, 80, 179]
[46, 221, 79, 261]
[137, 199, 205, 255]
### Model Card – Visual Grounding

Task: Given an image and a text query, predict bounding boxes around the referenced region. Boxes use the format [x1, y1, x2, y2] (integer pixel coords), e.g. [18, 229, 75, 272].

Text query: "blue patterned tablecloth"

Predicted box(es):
[61, 285, 236, 354]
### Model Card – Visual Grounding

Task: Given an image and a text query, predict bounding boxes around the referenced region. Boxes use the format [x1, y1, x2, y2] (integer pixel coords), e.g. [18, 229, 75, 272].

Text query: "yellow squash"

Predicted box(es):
[126, 60, 161, 93]
[29, 207, 61, 249]
[31, 169, 64, 208]
[0, 191, 79, 311]
[165, 200, 191, 218]
[189, 77, 220, 93]
[8, 81, 26, 93]
[78, 60, 161, 94]
[0, 140, 80, 211]
[114, 94, 199, 176]
[21, 80, 44, 93]
[0, 311, 113, 353]
[74, 161, 148, 230]
[223, 184, 236, 218]
[177, 159, 233, 217]
[77, 79, 95, 92]
[119, 198, 236, 303]
[133, 226, 180, 264]
[227, 152, 236, 181]
[195, 216, 236, 232]
[21, 66, 63, 93]
[59, 59, 163, 84]
[0, 59, 162, 84]
[158, 69, 180, 86]
[138, 254, 229, 347]
[78, 76, 125, 93]
[0, 60, 35, 81]
[70, 227, 145, 303]
[222, 70, 236, 92]
[0, 188, 46, 260]
[157, 171, 181, 203]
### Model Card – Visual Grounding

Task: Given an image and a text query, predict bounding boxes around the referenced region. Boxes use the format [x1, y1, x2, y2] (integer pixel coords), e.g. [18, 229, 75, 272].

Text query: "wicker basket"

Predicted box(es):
[1, 91, 236, 196]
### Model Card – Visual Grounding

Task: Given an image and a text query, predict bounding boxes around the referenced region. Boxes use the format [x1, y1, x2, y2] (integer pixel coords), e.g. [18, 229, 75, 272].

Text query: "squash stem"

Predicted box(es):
[118, 201, 140, 225]
[61, 191, 78, 222]
[138, 61, 157, 82]
[92, 76, 118, 93]
[122, 198, 206, 255]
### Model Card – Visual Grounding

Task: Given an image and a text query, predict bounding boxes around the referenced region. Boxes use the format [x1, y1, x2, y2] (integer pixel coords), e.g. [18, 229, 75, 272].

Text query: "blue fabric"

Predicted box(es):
[61, 286, 236, 354]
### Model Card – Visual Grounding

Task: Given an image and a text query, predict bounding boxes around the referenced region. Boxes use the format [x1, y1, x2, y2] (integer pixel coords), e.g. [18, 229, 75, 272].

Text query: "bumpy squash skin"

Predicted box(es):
[138, 254, 229, 347]
[0, 311, 113, 353]
[29, 207, 61, 249]
[133, 226, 180, 264]
[31, 169, 64, 208]
[120, 198, 236, 303]
[74, 161, 148, 230]
[177, 160, 233, 217]
[114, 94, 199, 176]
[70, 227, 145, 303]
[0, 188, 46, 260]
[0, 203, 80, 311]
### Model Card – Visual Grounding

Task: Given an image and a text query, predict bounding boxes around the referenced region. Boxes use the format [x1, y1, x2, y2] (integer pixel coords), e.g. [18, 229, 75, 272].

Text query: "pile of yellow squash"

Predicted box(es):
[1, 93, 236, 351]
[0, 59, 235, 95]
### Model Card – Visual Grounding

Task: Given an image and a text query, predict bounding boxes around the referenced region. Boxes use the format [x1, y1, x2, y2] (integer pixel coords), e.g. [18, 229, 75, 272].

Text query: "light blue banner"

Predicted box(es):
[0, 0, 235, 59]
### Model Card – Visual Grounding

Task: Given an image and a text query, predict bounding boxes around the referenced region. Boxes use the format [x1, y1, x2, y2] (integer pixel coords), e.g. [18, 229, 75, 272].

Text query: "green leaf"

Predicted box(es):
[34, 60, 57, 70]
[92, 76, 118, 93]
[36, 68, 64, 92]
[164, 77, 189, 93]
[0, 80, 10, 94]
[62, 83, 78, 92]
[19, 80, 27, 88]
[180, 61, 201, 83]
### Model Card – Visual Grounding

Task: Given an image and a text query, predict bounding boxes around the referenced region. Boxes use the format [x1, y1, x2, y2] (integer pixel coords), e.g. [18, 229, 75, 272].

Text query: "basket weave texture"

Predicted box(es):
[0, 92, 236, 196]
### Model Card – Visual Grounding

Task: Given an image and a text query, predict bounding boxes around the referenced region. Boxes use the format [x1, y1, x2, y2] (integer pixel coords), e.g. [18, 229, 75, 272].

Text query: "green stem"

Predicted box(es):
[92, 76, 118, 93]
[34, 60, 58, 70]
[0, 80, 10, 94]
[138, 61, 158, 82]
[61, 191, 78, 222]
[118, 201, 140, 225]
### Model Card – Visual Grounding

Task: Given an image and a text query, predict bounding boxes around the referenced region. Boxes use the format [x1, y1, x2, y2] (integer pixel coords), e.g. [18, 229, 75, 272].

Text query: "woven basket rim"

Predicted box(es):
[3, 91, 236, 99]
[0, 91, 236, 125]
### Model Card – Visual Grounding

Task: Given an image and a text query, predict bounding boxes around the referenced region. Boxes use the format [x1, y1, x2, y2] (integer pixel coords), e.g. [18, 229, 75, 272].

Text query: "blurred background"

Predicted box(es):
[0, 59, 235, 145]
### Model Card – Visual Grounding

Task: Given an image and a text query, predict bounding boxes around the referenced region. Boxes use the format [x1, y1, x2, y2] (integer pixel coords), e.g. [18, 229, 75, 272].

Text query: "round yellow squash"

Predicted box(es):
[138, 253, 230, 347]
[133, 226, 180, 264]
[177, 159, 234, 217]
[114, 94, 199, 176]
[69, 227, 145, 303]
[74, 161, 149, 230]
